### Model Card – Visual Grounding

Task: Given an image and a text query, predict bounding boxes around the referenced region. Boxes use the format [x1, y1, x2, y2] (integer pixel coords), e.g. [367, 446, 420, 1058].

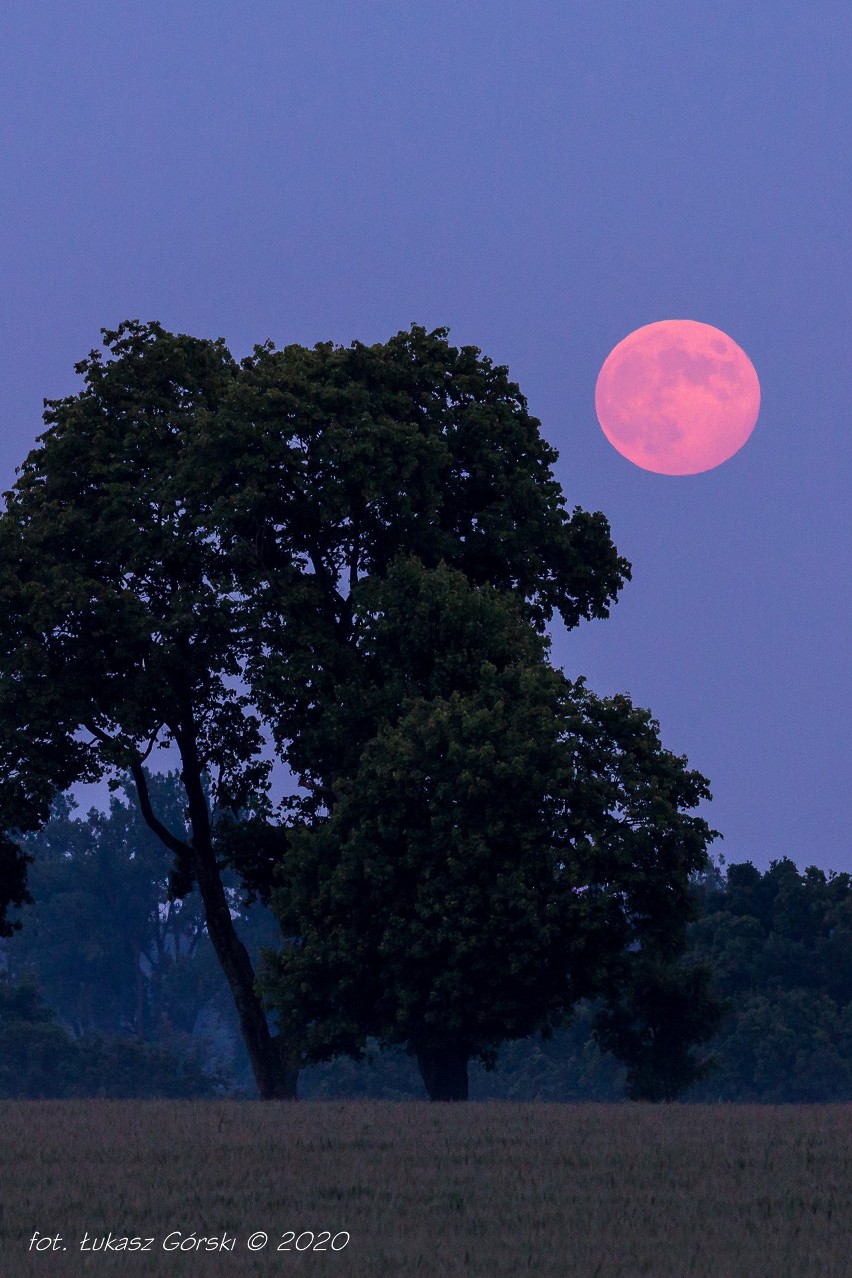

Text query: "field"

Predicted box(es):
[2, 1101, 850, 1277]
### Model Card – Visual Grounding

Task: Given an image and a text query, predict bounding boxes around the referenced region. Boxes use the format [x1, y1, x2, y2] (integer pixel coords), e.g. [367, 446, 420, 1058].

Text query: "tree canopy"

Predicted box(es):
[0, 319, 631, 1098]
[263, 558, 719, 1100]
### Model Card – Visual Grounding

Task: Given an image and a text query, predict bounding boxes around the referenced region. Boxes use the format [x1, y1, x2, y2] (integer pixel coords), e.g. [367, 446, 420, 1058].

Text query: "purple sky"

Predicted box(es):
[2, 2, 850, 872]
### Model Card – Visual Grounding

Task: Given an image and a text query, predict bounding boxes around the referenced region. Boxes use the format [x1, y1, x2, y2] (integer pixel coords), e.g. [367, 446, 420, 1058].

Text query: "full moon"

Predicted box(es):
[595, 320, 760, 475]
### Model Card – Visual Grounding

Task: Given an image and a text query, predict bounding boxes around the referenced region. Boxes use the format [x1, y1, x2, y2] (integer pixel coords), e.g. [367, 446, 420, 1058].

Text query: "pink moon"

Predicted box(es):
[595, 320, 761, 475]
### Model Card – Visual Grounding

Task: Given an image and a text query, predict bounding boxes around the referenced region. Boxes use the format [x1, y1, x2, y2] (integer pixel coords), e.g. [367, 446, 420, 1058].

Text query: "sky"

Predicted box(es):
[1, 1, 850, 873]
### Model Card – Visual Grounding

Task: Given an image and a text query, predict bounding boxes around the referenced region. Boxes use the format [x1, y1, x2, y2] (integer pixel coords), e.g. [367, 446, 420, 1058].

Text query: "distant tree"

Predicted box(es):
[70, 1035, 223, 1099]
[0, 975, 77, 1098]
[0, 320, 629, 1098]
[8, 776, 225, 1042]
[9, 793, 150, 1038]
[0, 973, 222, 1099]
[685, 858, 852, 1101]
[263, 559, 718, 1100]
[591, 954, 724, 1101]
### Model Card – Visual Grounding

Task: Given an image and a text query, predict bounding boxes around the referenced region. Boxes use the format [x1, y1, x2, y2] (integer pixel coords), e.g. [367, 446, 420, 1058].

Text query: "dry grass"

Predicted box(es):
[1, 1101, 850, 1276]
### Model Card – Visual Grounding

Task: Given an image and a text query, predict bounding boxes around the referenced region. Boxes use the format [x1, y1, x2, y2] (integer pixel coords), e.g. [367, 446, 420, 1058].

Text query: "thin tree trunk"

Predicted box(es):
[178, 738, 298, 1101]
[130, 724, 299, 1101]
[416, 1044, 470, 1101]
[133, 942, 145, 1038]
[193, 839, 298, 1099]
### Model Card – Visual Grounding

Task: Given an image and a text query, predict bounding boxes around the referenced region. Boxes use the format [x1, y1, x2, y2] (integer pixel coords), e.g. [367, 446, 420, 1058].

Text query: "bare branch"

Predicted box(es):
[128, 757, 191, 863]
[139, 728, 163, 763]
[84, 721, 117, 748]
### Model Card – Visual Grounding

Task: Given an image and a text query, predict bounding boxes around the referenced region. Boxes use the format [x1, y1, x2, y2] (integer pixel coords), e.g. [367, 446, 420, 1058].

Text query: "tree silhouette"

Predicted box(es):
[0, 320, 628, 1097]
[263, 559, 719, 1100]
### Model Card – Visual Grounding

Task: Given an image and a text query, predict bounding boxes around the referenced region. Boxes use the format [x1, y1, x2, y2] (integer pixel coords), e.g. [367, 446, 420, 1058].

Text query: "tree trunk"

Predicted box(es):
[187, 779, 297, 1098]
[133, 942, 145, 1038]
[192, 838, 298, 1099]
[158, 723, 300, 1100]
[416, 1044, 470, 1101]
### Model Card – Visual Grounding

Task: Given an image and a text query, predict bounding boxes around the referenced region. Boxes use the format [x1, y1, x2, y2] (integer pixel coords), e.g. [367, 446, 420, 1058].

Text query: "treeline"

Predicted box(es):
[686, 860, 852, 1101]
[3, 779, 850, 1102]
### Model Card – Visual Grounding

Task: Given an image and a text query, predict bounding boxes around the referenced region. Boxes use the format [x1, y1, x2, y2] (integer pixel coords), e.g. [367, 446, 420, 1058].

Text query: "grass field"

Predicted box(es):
[2, 1101, 850, 1276]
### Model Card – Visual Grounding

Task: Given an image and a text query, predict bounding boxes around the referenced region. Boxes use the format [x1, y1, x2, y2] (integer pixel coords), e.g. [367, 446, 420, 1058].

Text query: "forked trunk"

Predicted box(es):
[416, 1044, 470, 1101]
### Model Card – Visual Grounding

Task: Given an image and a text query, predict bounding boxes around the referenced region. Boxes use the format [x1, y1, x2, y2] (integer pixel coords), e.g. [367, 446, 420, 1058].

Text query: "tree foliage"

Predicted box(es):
[294, 859, 852, 1103]
[685, 858, 852, 1101]
[210, 324, 631, 889]
[263, 558, 719, 1099]
[591, 955, 724, 1101]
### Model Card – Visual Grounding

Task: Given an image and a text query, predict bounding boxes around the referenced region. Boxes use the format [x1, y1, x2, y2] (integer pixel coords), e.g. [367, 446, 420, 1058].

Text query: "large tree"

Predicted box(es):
[262, 559, 719, 1100]
[0, 320, 628, 1098]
